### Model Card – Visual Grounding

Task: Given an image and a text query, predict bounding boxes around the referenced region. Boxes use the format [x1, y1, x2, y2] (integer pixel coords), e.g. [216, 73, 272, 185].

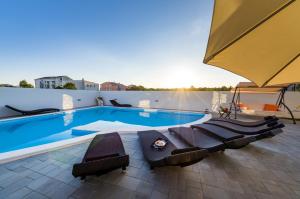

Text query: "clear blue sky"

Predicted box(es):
[0, 0, 247, 88]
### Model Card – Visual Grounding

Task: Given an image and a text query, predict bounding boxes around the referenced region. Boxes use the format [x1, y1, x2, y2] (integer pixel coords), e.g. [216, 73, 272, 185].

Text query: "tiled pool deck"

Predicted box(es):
[0, 120, 299, 199]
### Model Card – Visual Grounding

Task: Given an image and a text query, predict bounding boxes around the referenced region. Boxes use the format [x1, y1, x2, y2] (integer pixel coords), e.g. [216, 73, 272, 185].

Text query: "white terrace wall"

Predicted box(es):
[100, 91, 222, 111]
[0, 88, 100, 118]
[100, 91, 300, 114]
[0, 88, 300, 118]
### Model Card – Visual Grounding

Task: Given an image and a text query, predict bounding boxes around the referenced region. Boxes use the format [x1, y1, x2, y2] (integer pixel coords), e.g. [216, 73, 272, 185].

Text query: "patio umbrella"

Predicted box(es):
[204, 0, 300, 87]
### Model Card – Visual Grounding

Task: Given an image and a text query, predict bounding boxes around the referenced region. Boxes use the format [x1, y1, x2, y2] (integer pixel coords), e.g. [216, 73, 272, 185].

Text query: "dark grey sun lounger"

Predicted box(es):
[110, 100, 132, 107]
[138, 130, 208, 169]
[210, 116, 279, 127]
[203, 120, 284, 135]
[192, 123, 282, 142]
[5, 105, 59, 116]
[169, 126, 252, 149]
[169, 127, 226, 152]
[72, 132, 129, 179]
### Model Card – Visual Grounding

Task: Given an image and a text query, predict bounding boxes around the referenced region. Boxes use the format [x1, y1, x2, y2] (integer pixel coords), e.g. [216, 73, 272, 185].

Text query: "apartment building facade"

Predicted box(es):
[100, 82, 127, 91]
[35, 76, 99, 90]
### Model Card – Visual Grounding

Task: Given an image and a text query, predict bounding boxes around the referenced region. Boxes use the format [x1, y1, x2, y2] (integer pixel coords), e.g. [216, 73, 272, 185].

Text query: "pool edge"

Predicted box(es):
[0, 112, 211, 164]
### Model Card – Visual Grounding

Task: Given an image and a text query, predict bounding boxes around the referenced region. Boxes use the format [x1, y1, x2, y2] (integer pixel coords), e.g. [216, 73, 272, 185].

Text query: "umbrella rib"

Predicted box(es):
[262, 53, 300, 87]
[204, 0, 296, 64]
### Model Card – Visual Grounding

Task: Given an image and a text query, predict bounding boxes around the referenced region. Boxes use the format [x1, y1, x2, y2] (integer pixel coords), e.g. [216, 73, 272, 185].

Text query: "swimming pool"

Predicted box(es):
[0, 106, 210, 161]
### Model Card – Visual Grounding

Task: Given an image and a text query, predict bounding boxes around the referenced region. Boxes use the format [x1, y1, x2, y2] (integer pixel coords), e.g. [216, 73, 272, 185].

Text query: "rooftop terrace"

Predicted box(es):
[0, 117, 299, 199]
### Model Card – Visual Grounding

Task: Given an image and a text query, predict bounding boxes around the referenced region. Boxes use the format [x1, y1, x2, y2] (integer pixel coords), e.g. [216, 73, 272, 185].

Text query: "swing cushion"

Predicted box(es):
[263, 104, 279, 111]
[238, 103, 248, 110]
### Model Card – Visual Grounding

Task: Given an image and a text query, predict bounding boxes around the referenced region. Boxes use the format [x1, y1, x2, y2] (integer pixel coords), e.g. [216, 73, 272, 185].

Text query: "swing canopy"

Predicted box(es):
[233, 82, 289, 93]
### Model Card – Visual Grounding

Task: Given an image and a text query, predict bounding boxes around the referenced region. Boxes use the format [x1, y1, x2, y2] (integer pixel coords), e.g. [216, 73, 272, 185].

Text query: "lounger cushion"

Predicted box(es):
[5, 105, 59, 116]
[210, 116, 279, 127]
[138, 130, 208, 168]
[138, 131, 175, 162]
[110, 100, 132, 107]
[84, 133, 125, 162]
[191, 123, 283, 146]
[169, 127, 226, 152]
[72, 132, 129, 178]
[204, 120, 284, 135]
[191, 124, 244, 141]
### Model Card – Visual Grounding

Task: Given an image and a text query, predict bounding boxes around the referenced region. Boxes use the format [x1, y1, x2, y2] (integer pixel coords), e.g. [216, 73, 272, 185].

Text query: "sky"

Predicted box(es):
[0, 0, 247, 88]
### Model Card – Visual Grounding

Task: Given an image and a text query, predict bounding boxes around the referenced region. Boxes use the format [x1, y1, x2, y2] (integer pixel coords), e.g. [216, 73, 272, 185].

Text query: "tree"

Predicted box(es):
[63, 82, 76, 90]
[126, 85, 146, 91]
[19, 80, 33, 88]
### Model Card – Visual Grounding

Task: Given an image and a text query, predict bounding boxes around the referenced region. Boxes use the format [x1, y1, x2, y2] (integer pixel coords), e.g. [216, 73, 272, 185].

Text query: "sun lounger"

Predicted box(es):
[110, 99, 132, 107]
[72, 132, 129, 179]
[168, 127, 226, 152]
[137, 130, 208, 169]
[169, 126, 252, 149]
[210, 116, 279, 127]
[5, 105, 59, 116]
[203, 120, 284, 135]
[192, 123, 282, 142]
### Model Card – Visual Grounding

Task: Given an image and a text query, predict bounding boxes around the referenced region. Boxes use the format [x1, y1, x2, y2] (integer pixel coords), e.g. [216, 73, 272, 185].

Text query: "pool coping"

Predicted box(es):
[0, 106, 211, 164]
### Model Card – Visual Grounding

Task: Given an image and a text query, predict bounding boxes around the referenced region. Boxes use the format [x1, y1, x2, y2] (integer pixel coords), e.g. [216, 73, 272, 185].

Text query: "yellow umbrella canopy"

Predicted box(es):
[204, 0, 300, 87]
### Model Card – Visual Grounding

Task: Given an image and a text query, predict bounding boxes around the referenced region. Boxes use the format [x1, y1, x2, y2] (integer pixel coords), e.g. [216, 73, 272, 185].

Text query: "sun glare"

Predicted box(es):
[163, 67, 197, 88]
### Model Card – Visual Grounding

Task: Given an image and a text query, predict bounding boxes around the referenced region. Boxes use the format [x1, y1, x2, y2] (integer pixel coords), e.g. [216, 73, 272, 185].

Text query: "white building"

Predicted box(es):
[35, 76, 99, 91]
[35, 76, 73, 89]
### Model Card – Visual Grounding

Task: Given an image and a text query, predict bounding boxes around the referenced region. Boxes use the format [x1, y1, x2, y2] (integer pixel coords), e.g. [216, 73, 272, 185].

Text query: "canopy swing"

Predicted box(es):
[229, 83, 296, 124]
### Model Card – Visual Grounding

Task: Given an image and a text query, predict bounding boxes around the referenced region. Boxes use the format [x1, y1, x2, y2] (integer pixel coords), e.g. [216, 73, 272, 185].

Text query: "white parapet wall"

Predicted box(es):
[100, 91, 226, 112]
[0, 88, 100, 118]
[100, 91, 300, 119]
[0, 88, 300, 119]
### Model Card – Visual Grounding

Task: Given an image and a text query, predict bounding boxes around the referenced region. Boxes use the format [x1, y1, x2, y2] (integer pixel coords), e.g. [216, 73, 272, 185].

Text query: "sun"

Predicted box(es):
[163, 67, 197, 88]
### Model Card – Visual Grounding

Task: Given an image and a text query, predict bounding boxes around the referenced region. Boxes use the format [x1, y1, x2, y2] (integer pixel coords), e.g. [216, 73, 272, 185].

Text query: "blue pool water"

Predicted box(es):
[0, 107, 205, 153]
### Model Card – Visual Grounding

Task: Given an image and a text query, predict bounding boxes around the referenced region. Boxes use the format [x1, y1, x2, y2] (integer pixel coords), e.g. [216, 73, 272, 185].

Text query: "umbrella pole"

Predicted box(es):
[276, 87, 296, 124]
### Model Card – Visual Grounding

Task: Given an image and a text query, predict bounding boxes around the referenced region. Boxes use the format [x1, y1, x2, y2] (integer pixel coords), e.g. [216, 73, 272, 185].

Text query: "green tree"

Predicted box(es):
[63, 82, 76, 90]
[19, 80, 34, 88]
[126, 85, 146, 91]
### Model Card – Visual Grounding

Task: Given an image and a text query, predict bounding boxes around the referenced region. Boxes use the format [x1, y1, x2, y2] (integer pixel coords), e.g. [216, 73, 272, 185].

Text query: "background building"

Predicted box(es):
[35, 76, 73, 89]
[35, 76, 99, 90]
[100, 82, 127, 91]
[73, 79, 99, 91]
